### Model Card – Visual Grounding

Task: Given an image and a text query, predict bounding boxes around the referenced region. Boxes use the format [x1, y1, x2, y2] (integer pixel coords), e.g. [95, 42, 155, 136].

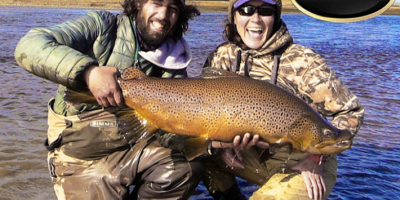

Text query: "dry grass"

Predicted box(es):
[1, 0, 399, 15]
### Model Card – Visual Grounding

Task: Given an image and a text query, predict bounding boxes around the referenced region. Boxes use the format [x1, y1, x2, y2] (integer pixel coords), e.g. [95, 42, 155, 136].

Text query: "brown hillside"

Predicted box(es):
[0, 0, 399, 15]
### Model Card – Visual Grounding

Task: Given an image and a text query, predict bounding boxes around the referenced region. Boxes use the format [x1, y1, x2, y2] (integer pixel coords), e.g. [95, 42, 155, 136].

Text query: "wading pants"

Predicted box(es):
[46, 99, 203, 200]
[203, 147, 337, 200]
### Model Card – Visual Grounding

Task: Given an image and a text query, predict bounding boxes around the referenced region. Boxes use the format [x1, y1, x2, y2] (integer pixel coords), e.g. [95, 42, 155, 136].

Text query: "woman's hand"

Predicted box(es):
[211, 133, 269, 169]
[83, 66, 123, 107]
[292, 157, 326, 200]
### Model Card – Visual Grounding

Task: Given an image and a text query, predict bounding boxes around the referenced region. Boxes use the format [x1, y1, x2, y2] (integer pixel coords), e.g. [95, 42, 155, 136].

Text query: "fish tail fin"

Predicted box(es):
[64, 88, 97, 105]
[183, 138, 211, 161]
[116, 109, 159, 143]
[121, 67, 147, 80]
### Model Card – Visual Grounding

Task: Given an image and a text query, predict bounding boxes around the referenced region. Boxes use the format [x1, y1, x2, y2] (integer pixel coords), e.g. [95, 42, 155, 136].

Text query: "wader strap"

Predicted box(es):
[232, 50, 251, 76]
[44, 119, 71, 152]
[244, 54, 251, 77]
[270, 55, 281, 85]
[270, 43, 290, 85]
[232, 50, 241, 73]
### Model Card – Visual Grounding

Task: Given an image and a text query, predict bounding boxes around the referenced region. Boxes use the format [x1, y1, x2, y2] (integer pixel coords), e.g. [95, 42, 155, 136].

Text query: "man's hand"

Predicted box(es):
[83, 66, 123, 107]
[212, 133, 270, 169]
[292, 157, 326, 200]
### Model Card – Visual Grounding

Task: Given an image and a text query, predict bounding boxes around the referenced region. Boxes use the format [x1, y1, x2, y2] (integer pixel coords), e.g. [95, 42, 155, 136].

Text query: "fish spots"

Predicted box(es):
[118, 73, 351, 155]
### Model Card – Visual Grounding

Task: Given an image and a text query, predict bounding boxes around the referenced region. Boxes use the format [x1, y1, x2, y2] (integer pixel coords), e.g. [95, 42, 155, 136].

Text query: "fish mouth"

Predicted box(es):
[332, 140, 352, 148]
[312, 139, 353, 155]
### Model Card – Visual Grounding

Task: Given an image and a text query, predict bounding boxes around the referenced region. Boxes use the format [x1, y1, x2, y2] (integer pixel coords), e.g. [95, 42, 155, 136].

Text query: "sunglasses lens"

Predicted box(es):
[258, 7, 275, 16]
[237, 6, 275, 16]
[238, 6, 256, 16]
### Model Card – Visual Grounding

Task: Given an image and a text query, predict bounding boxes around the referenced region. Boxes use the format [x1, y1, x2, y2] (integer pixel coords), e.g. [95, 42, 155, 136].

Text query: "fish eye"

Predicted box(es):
[291, 0, 395, 22]
[323, 129, 334, 137]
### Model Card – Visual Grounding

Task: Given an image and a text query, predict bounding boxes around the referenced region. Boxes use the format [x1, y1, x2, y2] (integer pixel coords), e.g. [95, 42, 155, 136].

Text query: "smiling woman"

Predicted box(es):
[233, 1, 275, 49]
[201, 0, 365, 199]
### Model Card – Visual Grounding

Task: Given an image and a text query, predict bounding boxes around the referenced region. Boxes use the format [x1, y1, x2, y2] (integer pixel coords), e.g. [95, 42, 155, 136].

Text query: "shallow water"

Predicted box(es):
[0, 6, 399, 200]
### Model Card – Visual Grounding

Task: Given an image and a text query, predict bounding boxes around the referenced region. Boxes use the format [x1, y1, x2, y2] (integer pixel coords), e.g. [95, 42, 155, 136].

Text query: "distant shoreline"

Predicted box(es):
[1, 1, 400, 15]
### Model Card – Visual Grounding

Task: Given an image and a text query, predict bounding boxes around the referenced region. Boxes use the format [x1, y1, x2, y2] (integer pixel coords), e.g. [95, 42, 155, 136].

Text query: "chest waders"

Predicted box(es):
[44, 17, 143, 160]
[232, 44, 289, 85]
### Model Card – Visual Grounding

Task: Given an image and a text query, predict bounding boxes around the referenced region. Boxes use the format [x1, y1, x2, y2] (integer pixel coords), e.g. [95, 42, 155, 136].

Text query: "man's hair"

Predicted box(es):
[122, 0, 200, 40]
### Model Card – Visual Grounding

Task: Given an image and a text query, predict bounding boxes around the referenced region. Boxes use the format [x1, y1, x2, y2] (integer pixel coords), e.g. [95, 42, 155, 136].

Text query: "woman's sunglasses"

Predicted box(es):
[236, 5, 275, 16]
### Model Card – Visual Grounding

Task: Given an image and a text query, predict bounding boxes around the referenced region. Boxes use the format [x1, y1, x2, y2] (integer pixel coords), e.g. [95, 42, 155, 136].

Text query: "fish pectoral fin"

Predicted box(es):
[269, 142, 292, 153]
[183, 137, 211, 161]
[259, 148, 275, 163]
[259, 142, 294, 163]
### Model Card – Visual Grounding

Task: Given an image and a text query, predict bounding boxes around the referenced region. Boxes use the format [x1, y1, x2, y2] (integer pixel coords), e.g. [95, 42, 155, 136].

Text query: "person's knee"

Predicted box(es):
[188, 157, 204, 179]
[171, 156, 204, 188]
[135, 155, 203, 199]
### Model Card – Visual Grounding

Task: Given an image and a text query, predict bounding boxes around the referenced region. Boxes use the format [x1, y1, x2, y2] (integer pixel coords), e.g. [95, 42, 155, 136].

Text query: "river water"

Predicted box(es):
[0, 6, 399, 200]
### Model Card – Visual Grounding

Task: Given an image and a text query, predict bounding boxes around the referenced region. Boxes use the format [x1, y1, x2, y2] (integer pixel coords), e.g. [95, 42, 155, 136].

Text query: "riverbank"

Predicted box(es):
[2, 0, 400, 15]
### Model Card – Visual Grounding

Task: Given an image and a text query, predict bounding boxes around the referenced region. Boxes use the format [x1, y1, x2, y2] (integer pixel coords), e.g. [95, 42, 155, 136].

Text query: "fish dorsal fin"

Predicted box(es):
[121, 67, 147, 80]
[201, 68, 241, 79]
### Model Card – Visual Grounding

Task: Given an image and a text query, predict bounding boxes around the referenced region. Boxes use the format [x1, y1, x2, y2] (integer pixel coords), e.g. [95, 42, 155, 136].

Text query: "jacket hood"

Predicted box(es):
[138, 37, 192, 70]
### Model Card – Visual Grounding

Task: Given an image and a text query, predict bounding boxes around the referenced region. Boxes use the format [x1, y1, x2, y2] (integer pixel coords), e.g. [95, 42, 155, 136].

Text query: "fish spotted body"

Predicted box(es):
[66, 67, 353, 160]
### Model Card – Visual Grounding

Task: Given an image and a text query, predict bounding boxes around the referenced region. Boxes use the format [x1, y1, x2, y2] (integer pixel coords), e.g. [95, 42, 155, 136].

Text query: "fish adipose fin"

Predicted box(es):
[183, 137, 211, 161]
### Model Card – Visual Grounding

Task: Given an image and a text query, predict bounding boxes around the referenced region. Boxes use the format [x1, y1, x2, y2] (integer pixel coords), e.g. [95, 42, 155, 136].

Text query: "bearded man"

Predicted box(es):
[14, 0, 203, 199]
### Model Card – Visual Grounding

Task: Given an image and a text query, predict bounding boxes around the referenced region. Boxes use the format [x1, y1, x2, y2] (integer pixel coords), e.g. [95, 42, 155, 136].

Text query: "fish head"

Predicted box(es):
[306, 118, 354, 155]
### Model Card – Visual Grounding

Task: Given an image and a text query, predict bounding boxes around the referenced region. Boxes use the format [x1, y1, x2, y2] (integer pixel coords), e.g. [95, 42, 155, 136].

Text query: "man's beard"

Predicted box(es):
[136, 13, 173, 47]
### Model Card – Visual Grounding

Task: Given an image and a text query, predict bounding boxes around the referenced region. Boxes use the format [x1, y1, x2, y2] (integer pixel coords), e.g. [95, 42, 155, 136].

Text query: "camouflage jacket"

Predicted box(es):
[204, 21, 364, 136]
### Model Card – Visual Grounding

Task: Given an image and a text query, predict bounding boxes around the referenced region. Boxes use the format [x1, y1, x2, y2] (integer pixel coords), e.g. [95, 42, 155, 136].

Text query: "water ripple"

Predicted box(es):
[1, 7, 400, 200]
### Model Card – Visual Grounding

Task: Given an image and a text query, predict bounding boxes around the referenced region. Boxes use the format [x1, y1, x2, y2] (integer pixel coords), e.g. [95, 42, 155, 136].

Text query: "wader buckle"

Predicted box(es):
[44, 135, 62, 152]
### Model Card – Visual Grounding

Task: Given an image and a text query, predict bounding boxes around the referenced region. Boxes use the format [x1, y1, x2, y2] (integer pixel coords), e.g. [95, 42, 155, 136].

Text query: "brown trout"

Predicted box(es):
[65, 67, 353, 160]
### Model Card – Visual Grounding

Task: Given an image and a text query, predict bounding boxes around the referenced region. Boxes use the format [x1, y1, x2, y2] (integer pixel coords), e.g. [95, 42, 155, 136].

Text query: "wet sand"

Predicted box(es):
[1, 0, 400, 15]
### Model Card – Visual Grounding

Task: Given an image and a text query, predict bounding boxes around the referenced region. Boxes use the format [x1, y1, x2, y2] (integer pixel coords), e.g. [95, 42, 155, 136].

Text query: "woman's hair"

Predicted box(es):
[122, 0, 200, 40]
[223, 19, 243, 47]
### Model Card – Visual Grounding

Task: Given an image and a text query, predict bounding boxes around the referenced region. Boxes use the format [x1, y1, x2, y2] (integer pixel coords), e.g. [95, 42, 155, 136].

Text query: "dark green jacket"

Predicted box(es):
[15, 11, 187, 116]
